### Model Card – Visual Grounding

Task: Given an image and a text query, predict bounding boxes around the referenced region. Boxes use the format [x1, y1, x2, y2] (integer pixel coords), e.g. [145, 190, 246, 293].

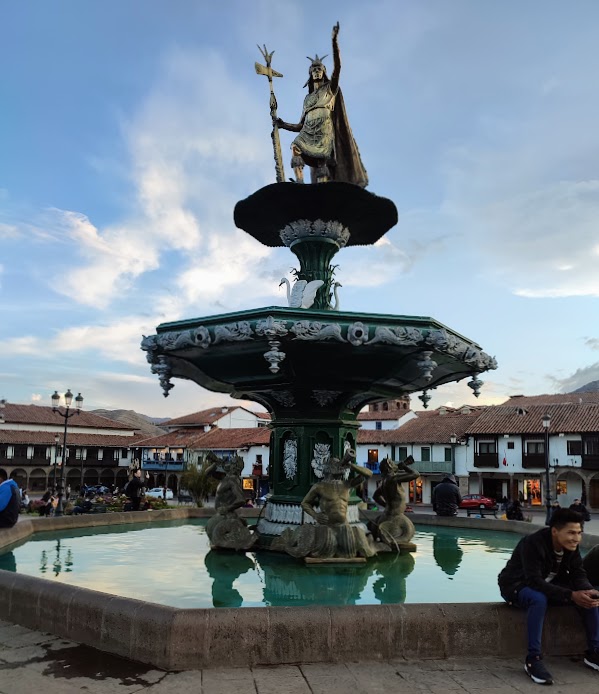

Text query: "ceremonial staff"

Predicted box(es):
[255, 45, 285, 183]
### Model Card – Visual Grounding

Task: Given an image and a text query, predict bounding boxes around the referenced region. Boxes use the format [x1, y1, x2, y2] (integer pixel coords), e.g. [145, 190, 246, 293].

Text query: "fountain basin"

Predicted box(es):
[0, 511, 595, 670]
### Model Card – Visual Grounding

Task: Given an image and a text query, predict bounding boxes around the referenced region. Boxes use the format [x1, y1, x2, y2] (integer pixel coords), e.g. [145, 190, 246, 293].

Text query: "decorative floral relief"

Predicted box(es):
[367, 326, 423, 346]
[213, 322, 254, 344]
[270, 390, 296, 407]
[311, 443, 331, 479]
[347, 322, 369, 346]
[290, 321, 345, 342]
[282, 439, 298, 480]
[312, 390, 342, 407]
[256, 316, 288, 338]
[279, 219, 350, 248]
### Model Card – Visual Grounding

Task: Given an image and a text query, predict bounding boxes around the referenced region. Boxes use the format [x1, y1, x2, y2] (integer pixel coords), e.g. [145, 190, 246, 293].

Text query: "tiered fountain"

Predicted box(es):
[141, 23, 496, 556]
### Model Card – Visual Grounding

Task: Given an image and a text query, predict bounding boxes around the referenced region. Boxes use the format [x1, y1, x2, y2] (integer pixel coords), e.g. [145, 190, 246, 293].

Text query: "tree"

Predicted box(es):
[180, 455, 219, 507]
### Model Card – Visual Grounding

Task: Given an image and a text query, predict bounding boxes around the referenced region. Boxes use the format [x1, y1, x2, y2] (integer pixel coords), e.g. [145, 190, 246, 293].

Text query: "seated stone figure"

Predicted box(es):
[273, 449, 376, 559]
[369, 456, 420, 551]
[205, 454, 257, 551]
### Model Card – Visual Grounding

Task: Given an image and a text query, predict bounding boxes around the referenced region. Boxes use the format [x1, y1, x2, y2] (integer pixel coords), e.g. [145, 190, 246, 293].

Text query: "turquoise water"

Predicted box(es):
[0, 520, 521, 608]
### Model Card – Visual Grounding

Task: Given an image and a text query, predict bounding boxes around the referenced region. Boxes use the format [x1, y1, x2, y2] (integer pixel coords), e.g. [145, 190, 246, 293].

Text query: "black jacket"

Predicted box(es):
[583, 545, 599, 587]
[432, 479, 462, 516]
[0, 485, 20, 528]
[498, 527, 592, 604]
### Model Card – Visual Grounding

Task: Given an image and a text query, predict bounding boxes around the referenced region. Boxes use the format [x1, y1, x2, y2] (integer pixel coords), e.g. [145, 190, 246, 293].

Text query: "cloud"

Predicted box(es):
[548, 363, 599, 394]
[31, 394, 42, 402]
[585, 338, 599, 351]
[43, 47, 279, 312]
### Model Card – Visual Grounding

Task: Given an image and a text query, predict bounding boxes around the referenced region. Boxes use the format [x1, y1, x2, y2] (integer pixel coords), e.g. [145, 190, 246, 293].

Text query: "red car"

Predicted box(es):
[460, 494, 497, 511]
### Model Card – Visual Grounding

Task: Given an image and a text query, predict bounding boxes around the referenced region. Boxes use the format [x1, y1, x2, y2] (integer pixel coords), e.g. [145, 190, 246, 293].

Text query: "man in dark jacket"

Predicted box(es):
[432, 474, 462, 517]
[125, 469, 144, 511]
[498, 508, 599, 684]
[570, 499, 591, 522]
[0, 470, 20, 528]
[584, 545, 599, 588]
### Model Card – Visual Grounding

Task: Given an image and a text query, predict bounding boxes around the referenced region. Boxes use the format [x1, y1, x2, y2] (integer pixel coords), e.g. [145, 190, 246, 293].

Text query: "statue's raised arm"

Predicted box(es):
[271, 21, 368, 187]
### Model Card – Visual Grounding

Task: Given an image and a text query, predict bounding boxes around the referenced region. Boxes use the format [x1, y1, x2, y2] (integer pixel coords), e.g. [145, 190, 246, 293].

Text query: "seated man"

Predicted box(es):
[0, 470, 20, 528]
[498, 508, 599, 684]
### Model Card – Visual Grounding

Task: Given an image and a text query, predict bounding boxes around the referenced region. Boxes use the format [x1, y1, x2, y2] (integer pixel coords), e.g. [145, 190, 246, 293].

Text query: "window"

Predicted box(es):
[367, 449, 378, 464]
[444, 447, 452, 463]
[567, 440, 582, 455]
[397, 447, 408, 461]
[176, 452, 184, 461]
[256, 454, 263, 464]
[97, 449, 103, 461]
[113, 449, 120, 461]
[507, 441, 515, 450]
[375, 421, 382, 430]
[556, 480, 567, 495]
[121, 448, 128, 459]
[584, 437, 599, 456]
[478, 441, 496, 454]
[526, 440, 544, 455]
[420, 447, 431, 462]
[76, 448, 83, 460]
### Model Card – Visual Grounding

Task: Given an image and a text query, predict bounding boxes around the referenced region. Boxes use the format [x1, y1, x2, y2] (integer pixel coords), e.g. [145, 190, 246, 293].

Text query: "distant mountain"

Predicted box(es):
[571, 381, 599, 393]
[91, 409, 167, 437]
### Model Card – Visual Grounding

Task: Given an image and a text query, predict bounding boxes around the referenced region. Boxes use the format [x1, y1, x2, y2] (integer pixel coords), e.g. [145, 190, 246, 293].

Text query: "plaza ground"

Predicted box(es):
[1, 620, 598, 693]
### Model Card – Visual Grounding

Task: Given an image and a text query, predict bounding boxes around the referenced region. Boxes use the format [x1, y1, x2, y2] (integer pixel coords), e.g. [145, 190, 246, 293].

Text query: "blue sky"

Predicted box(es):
[1, 0, 598, 417]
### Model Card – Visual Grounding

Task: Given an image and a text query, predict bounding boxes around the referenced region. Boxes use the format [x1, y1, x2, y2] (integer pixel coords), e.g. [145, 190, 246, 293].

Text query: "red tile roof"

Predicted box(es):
[358, 410, 408, 421]
[1, 403, 135, 430]
[132, 428, 209, 448]
[467, 403, 599, 435]
[356, 430, 396, 444]
[0, 430, 145, 447]
[163, 406, 242, 427]
[380, 410, 485, 444]
[193, 427, 271, 449]
[501, 393, 599, 406]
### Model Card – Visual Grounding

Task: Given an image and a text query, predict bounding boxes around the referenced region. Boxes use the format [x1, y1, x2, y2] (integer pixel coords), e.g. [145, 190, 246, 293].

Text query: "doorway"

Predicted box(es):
[525, 478, 542, 506]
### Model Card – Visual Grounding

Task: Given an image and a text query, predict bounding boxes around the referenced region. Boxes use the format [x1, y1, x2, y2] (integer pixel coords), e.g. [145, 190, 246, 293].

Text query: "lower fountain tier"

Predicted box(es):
[257, 500, 367, 537]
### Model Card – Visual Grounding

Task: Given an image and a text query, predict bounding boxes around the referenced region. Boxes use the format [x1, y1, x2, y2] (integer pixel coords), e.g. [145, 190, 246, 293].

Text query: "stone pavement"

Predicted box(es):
[1, 621, 598, 694]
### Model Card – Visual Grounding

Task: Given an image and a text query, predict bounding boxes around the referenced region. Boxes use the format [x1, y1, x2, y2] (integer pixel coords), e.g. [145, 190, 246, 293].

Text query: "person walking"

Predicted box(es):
[498, 508, 599, 684]
[125, 469, 144, 512]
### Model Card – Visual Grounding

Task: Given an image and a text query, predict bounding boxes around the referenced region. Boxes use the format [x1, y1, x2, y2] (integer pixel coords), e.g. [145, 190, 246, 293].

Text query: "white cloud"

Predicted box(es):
[31, 394, 42, 402]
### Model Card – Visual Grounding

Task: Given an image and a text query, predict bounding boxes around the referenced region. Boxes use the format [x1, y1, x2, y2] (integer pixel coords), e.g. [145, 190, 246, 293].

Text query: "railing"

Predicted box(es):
[473, 453, 499, 468]
[141, 461, 184, 471]
[411, 460, 452, 474]
[522, 454, 545, 469]
[365, 461, 380, 474]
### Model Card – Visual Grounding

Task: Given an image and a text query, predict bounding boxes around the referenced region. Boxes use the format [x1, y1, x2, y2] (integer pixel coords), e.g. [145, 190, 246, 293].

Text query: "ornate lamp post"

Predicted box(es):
[51, 389, 83, 516]
[542, 413, 551, 525]
[52, 433, 60, 493]
[449, 433, 457, 474]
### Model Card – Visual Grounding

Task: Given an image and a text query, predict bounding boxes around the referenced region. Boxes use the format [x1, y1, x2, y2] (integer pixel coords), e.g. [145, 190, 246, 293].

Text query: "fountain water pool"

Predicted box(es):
[0, 520, 521, 608]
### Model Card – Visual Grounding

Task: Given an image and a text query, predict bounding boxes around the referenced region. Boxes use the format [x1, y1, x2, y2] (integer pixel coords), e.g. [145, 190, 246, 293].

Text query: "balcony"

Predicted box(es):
[473, 453, 499, 468]
[522, 454, 545, 469]
[141, 460, 184, 471]
[582, 455, 599, 471]
[365, 461, 380, 474]
[411, 460, 453, 475]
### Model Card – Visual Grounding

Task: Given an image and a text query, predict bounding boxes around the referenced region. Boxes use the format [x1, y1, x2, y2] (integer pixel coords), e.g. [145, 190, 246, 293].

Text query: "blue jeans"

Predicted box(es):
[504, 586, 599, 657]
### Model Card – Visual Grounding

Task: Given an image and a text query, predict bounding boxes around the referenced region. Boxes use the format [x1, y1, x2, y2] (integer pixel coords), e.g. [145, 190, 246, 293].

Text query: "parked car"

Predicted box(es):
[145, 487, 174, 500]
[460, 494, 497, 510]
[82, 485, 111, 496]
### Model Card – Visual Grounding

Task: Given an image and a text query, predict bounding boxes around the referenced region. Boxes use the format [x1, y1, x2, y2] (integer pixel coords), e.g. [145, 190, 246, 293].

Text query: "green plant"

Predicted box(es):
[181, 456, 218, 507]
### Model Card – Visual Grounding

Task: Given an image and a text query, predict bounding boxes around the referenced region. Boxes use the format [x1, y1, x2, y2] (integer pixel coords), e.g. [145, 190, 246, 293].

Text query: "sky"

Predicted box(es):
[1, 0, 598, 417]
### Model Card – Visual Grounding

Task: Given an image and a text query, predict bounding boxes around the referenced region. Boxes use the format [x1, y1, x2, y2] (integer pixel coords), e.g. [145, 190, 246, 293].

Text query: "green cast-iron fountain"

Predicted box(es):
[141, 23, 496, 554]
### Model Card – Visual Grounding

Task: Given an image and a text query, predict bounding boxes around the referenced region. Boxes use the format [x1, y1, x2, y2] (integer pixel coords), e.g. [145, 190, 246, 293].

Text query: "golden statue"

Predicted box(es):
[276, 22, 368, 187]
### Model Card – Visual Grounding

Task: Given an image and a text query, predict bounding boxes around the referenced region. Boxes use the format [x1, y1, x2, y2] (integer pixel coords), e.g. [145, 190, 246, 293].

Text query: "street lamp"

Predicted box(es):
[449, 433, 457, 475]
[542, 413, 551, 525]
[52, 434, 60, 493]
[0, 398, 6, 424]
[51, 390, 83, 516]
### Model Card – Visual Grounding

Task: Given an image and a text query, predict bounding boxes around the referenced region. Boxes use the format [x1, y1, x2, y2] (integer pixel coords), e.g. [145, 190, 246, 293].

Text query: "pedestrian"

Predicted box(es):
[518, 490, 525, 504]
[0, 470, 20, 528]
[570, 498, 591, 522]
[432, 474, 462, 517]
[65, 484, 71, 502]
[506, 499, 524, 521]
[125, 469, 144, 511]
[21, 490, 30, 510]
[498, 508, 599, 684]
[549, 500, 561, 521]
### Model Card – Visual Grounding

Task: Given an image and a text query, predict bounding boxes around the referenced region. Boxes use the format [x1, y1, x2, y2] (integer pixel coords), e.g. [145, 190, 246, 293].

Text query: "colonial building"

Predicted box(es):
[465, 399, 599, 508]
[0, 402, 144, 492]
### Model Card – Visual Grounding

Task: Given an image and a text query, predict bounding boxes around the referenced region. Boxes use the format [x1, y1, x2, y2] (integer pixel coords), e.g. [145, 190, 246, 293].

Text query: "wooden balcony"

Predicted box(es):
[473, 453, 499, 468]
[522, 454, 546, 469]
